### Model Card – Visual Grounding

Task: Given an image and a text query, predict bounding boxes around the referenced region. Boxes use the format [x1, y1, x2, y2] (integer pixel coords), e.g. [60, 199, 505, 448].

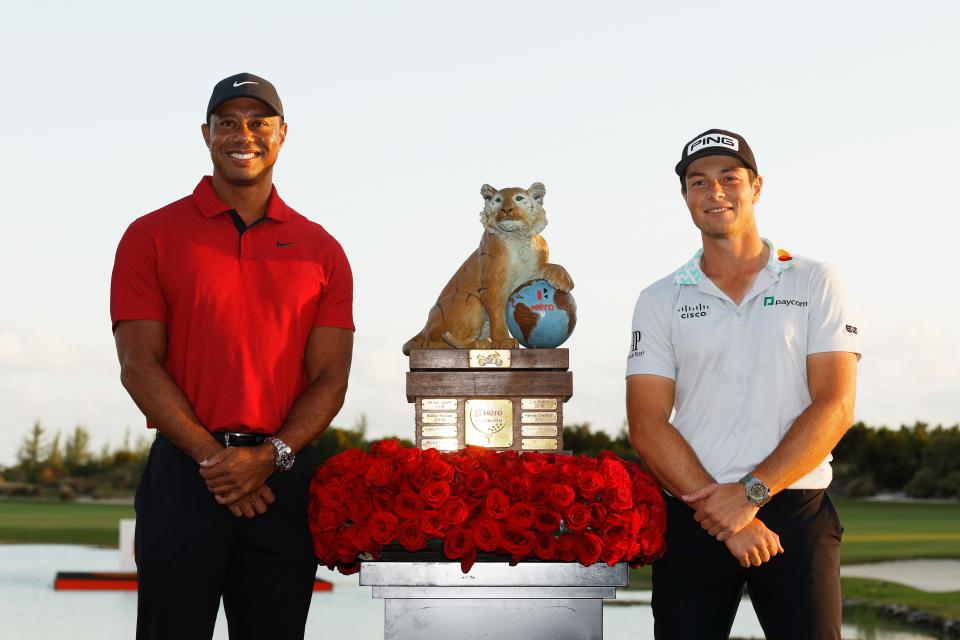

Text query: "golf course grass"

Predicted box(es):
[0, 499, 134, 546]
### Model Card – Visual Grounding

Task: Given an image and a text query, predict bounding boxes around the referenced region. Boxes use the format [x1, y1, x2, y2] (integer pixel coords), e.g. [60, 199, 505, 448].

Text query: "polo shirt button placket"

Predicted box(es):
[736, 310, 743, 317]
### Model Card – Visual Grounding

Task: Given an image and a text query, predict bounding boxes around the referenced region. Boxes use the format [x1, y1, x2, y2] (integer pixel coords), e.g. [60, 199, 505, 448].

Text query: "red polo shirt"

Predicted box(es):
[110, 176, 354, 434]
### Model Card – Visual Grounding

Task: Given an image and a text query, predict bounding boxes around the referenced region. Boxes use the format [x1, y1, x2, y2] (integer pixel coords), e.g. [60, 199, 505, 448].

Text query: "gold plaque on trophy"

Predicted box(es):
[522, 438, 559, 450]
[521, 424, 558, 437]
[422, 424, 458, 438]
[421, 438, 459, 451]
[468, 350, 511, 369]
[521, 398, 558, 410]
[421, 398, 458, 411]
[521, 411, 558, 424]
[465, 399, 513, 447]
[421, 412, 458, 424]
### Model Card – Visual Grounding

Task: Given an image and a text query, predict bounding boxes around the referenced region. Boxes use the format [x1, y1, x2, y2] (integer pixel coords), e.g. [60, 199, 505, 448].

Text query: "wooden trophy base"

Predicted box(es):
[406, 349, 571, 452]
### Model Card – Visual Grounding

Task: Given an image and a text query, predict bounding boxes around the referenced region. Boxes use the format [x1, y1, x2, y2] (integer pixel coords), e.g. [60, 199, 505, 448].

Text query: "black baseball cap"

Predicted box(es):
[675, 129, 757, 179]
[206, 72, 284, 121]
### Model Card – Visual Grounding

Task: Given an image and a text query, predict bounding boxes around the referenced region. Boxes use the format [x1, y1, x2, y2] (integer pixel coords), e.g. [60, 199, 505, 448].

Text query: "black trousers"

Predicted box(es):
[651, 490, 843, 640]
[135, 434, 319, 640]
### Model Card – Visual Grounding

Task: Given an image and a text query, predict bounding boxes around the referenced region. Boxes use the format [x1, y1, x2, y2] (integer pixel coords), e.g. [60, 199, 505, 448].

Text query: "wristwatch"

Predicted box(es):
[265, 437, 295, 472]
[739, 473, 771, 507]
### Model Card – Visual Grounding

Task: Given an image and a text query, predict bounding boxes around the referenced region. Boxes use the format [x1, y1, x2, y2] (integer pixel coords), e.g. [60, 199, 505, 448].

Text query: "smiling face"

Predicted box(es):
[682, 155, 762, 239]
[201, 97, 287, 187]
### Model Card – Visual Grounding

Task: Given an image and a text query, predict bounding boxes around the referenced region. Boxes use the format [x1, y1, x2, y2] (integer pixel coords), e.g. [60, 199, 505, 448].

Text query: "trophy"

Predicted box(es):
[401, 182, 576, 452]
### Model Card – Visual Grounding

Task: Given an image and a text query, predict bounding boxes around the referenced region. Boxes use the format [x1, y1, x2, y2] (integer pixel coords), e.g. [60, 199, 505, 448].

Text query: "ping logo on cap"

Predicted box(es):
[688, 133, 739, 155]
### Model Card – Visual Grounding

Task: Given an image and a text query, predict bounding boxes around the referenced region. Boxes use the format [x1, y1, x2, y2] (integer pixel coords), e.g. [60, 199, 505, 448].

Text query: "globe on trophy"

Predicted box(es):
[505, 278, 577, 349]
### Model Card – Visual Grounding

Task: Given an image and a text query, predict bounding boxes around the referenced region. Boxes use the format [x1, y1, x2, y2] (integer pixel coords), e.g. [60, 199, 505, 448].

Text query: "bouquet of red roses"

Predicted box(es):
[308, 440, 666, 575]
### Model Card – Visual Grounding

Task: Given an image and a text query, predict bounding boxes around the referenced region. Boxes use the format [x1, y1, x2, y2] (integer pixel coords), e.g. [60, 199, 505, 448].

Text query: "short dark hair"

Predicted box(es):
[680, 167, 757, 195]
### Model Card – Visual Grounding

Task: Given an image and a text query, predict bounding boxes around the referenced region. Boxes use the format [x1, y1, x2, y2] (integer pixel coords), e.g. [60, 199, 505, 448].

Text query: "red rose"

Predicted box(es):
[556, 459, 582, 482]
[601, 484, 633, 511]
[534, 534, 558, 560]
[588, 503, 607, 528]
[346, 496, 373, 524]
[394, 491, 425, 520]
[576, 531, 603, 566]
[505, 503, 537, 529]
[600, 456, 630, 487]
[367, 511, 399, 545]
[440, 496, 469, 526]
[420, 481, 451, 508]
[397, 520, 426, 551]
[364, 459, 393, 487]
[548, 483, 576, 509]
[313, 508, 341, 532]
[576, 471, 605, 499]
[324, 448, 367, 475]
[500, 527, 536, 561]
[524, 485, 549, 507]
[484, 488, 510, 520]
[556, 535, 577, 562]
[425, 458, 455, 483]
[340, 524, 372, 555]
[472, 517, 502, 552]
[317, 481, 346, 509]
[370, 439, 403, 456]
[506, 475, 533, 497]
[420, 509, 445, 538]
[564, 503, 591, 532]
[370, 488, 395, 512]
[443, 527, 475, 559]
[338, 561, 361, 576]
[465, 470, 490, 495]
[641, 526, 664, 557]
[534, 507, 562, 533]
[521, 452, 549, 475]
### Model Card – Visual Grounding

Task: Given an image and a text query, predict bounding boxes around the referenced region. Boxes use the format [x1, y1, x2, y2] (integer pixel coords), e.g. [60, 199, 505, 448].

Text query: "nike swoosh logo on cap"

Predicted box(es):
[233, 80, 258, 87]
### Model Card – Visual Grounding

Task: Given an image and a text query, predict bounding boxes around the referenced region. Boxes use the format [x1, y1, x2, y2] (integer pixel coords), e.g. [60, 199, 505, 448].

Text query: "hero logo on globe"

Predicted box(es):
[688, 134, 739, 155]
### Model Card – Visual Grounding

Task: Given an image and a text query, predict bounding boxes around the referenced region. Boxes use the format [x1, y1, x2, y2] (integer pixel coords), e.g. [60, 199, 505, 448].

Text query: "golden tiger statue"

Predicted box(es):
[402, 182, 574, 355]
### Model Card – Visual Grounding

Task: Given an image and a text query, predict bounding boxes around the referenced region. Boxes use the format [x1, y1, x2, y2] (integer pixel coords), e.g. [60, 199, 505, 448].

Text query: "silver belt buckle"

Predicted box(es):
[222, 432, 244, 447]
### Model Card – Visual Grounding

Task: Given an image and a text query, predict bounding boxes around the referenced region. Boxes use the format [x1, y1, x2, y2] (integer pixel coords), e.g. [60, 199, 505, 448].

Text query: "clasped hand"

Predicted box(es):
[199, 446, 276, 518]
[682, 481, 758, 541]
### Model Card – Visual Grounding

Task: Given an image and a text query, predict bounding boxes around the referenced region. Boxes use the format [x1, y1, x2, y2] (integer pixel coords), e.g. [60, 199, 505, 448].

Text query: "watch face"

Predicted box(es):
[747, 481, 769, 503]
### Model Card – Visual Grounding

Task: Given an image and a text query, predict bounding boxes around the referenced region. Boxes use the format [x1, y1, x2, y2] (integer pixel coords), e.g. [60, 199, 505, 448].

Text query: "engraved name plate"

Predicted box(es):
[468, 349, 511, 369]
[521, 398, 558, 410]
[422, 424, 458, 437]
[522, 438, 559, 450]
[421, 438, 459, 451]
[421, 398, 458, 411]
[465, 399, 513, 447]
[421, 412, 457, 424]
[521, 411, 558, 424]
[521, 424, 558, 437]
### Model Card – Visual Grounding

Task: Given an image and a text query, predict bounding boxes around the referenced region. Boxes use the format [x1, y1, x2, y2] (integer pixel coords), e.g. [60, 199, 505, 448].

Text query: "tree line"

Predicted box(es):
[1, 419, 957, 500]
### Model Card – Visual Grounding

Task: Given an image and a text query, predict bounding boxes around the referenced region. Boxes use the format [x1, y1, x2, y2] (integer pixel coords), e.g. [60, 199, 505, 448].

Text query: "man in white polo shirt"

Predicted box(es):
[626, 129, 860, 639]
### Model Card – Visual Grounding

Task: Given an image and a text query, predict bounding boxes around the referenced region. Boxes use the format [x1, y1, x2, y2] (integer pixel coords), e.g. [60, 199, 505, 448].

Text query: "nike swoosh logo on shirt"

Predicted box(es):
[233, 81, 258, 87]
[276, 241, 295, 247]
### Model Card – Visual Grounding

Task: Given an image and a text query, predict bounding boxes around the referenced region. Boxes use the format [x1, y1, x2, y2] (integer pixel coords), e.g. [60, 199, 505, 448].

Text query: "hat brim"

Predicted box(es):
[206, 95, 283, 121]
[675, 148, 757, 178]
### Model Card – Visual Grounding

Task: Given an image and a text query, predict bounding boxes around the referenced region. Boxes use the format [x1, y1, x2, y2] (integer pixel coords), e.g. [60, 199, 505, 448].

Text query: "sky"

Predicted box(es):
[1, 0, 958, 465]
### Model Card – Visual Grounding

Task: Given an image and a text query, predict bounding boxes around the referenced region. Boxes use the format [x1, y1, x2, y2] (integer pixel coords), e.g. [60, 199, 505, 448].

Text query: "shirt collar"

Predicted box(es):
[672, 238, 797, 285]
[192, 176, 293, 222]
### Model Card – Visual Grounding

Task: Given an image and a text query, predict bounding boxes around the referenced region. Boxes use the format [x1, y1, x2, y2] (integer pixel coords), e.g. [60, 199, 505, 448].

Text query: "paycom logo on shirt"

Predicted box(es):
[763, 296, 808, 308]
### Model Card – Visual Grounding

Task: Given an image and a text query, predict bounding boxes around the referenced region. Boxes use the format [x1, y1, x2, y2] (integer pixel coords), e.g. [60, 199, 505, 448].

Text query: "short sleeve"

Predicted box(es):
[110, 222, 166, 332]
[806, 263, 861, 358]
[625, 286, 676, 379]
[314, 239, 355, 331]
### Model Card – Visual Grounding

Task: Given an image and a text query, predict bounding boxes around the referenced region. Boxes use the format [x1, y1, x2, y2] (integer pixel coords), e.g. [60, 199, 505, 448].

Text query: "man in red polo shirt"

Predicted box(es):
[111, 73, 354, 639]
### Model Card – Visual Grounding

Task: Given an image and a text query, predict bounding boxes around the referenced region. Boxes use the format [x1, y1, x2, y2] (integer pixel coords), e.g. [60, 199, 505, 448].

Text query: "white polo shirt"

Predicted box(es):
[625, 239, 861, 489]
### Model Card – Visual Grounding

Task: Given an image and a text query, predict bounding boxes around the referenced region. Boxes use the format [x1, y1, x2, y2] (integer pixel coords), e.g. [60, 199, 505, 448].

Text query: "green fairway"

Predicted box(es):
[0, 500, 134, 546]
[833, 498, 960, 564]
[841, 577, 960, 619]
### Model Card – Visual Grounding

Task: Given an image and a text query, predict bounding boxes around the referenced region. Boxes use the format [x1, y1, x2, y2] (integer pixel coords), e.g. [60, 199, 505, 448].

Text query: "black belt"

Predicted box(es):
[213, 432, 268, 447]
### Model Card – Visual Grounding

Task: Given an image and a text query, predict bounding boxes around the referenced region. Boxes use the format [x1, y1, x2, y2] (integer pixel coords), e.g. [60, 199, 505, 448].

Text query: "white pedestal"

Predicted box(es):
[360, 561, 628, 640]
